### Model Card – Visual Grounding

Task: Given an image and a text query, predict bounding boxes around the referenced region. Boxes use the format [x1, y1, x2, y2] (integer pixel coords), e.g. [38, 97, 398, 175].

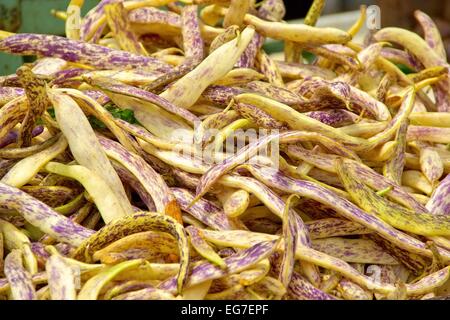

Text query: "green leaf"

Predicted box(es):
[302, 51, 316, 64]
[47, 107, 56, 119]
[395, 63, 414, 75]
[88, 116, 106, 129]
[105, 103, 139, 125]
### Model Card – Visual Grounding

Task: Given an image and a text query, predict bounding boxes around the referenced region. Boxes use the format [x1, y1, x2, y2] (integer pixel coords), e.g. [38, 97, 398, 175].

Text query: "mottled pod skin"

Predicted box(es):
[375, 27, 450, 112]
[0, 87, 24, 106]
[240, 164, 447, 261]
[84, 76, 199, 124]
[4, 250, 37, 300]
[159, 239, 279, 294]
[0, 183, 94, 247]
[0, 0, 449, 301]
[72, 212, 189, 294]
[105, 2, 149, 56]
[0, 34, 171, 72]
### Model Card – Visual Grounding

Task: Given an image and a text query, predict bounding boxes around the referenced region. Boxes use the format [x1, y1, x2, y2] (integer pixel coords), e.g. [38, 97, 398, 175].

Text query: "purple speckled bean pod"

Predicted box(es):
[93, 231, 179, 264]
[194, 110, 242, 145]
[246, 81, 305, 106]
[0, 96, 28, 143]
[0, 183, 94, 247]
[104, 281, 157, 300]
[54, 243, 74, 257]
[299, 78, 392, 121]
[201, 85, 245, 106]
[426, 174, 450, 215]
[46, 254, 77, 300]
[0, 271, 47, 293]
[368, 234, 429, 274]
[407, 126, 450, 144]
[376, 73, 393, 103]
[31, 242, 51, 267]
[255, 50, 284, 87]
[0, 126, 44, 149]
[0, 87, 24, 106]
[220, 175, 319, 284]
[383, 119, 408, 185]
[338, 158, 450, 237]
[375, 28, 450, 112]
[82, 90, 111, 105]
[434, 87, 450, 112]
[342, 158, 428, 213]
[186, 225, 226, 268]
[414, 10, 447, 61]
[338, 277, 373, 300]
[4, 249, 37, 300]
[239, 164, 447, 260]
[80, 0, 120, 42]
[0, 74, 21, 87]
[380, 47, 422, 72]
[210, 25, 240, 53]
[294, 77, 326, 97]
[143, 5, 204, 93]
[98, 136, 182, 223]
[84, 76, 198, 124]
[297, 84, 354, 112]
[236, 32, 264, 68]
[16, 66, 50, 147]
[143, 62, 196, 93]
[90, 23, 107, 44]
[420, 147, 444, 185]
[159, 239, 279, 293]
[306, 218, 372, 240]
[105, 2, 148, 56]
[159, 26, 255, 109]
[279, 196, 299, 287]
[406, 266, 450, 296]
[307, 45, 361, 71]
[195, 130, 358, 200]
[171, 187, 236, 231]
[415, 11, 449, 112]
[285, 144, 339, 172]
[278, 61, 337, 80]
[311, 237, 398, 265]
[113, 162, 157, 212]
[223, 0, 251, 28]
[299, 198, 341, 220]
[323, 44, 357, 56]
[370, 265, 398, 300]
[73, 212, 190, 294]
[288, 271, 337, 300]
[171, 168, 200, 191]
[112, 286, 178, 300]
[337, 43, 385, 85]
[234, 102, 288, 129]
[32, 57, 67, 76]
[0, 134, 61, 159]
[51, 68, 89, 87]
[128, 7, 181, 36]
[270, 251, 332, 300]
[0, 34, 171, 72]
[305, 109, 358, 128]
[257, 0, 286, 22]
[181, 5, 204, 63]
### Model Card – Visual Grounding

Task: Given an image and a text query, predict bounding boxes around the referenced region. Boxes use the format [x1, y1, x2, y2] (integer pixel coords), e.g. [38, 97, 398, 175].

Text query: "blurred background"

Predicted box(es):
[0, 0, 449, 74]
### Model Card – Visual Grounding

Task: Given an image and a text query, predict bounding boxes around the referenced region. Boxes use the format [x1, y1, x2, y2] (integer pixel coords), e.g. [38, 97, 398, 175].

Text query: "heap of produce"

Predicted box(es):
[0, 0, 449, 300]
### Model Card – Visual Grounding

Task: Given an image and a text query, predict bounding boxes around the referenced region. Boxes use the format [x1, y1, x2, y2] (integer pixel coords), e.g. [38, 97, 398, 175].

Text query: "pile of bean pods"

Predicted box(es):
[0, 0, 449, 300]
